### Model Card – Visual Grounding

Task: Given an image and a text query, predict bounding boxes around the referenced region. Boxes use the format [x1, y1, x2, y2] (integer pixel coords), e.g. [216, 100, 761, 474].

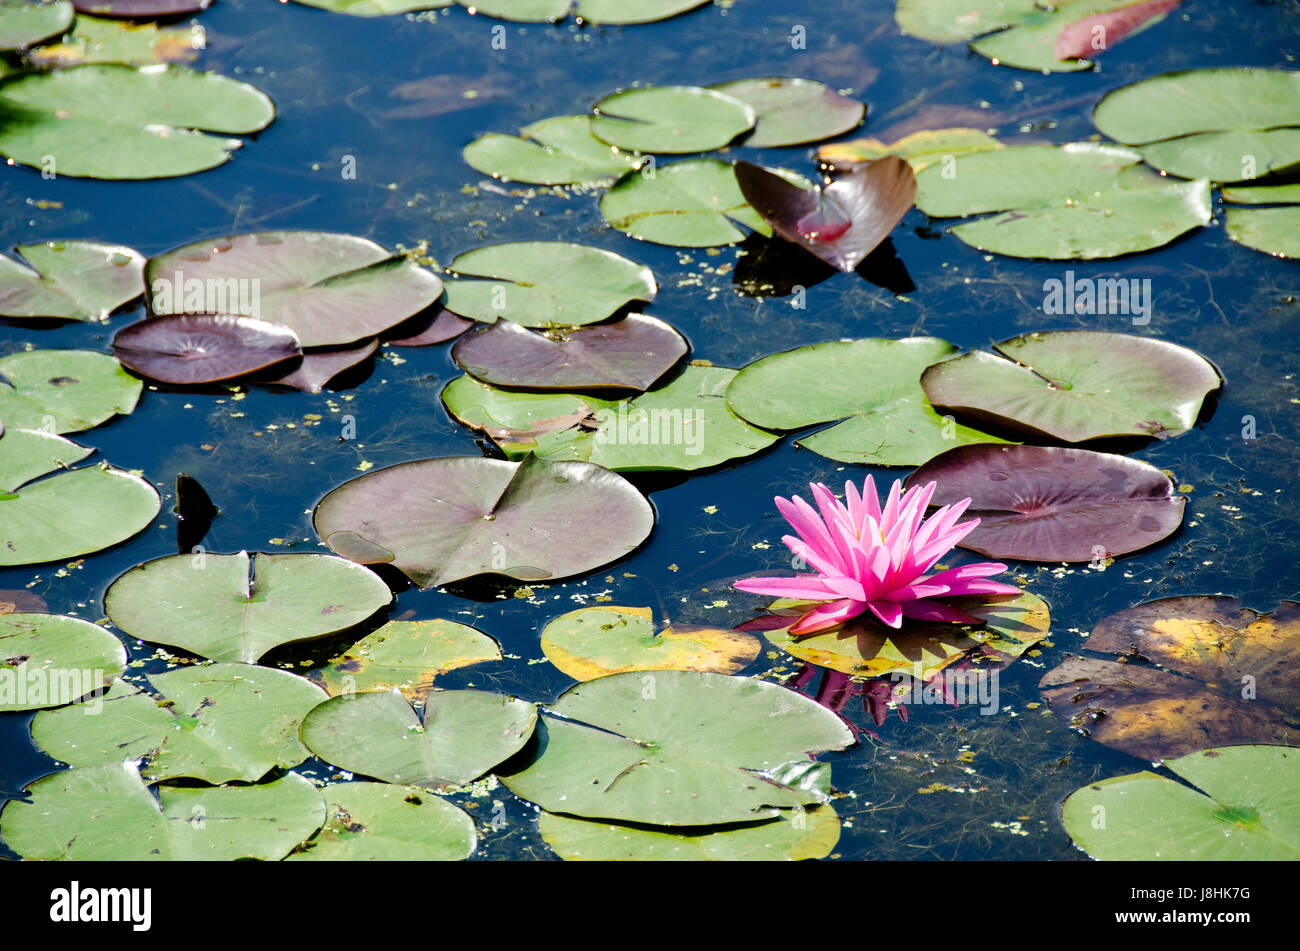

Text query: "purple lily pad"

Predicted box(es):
[266, 339, 378, 394]
[385, 308, 473, 348]
[451, 314, 688, 392]
[113, 314, 301, 385]
[313, 453, 654, 589]
[734, 157, 916, 272]
[906, 444, 1184, 563]
[72, 0, 212, 17]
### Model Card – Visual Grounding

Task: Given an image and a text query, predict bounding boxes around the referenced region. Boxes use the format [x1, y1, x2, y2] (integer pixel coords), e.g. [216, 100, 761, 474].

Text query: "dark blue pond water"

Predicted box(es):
[1, 0, 1297, 860]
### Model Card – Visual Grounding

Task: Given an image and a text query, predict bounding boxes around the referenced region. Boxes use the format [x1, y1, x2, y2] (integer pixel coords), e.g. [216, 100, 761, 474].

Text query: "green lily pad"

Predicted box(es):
[287, 782, 477, 861]
[895, 0, 1038, 43]
[0, 349, 140, 433]
[0, 63, 275, 180]
[0, 612, 126, 712]
[0, 0, 72, 51]
[539, 802, 840, 860]
[725, 337, 1010, 466]
[31, 663, 327, 782]
[0, 762, 325, 861]
[102, 550, 393, 664]
[0, 241, 144, 321]
[818, 127, 1003, 174]
[541, 605, 762, 681]
[710, 78, 865, 148]
[915, 143, 1212, 258]
[499, 671, 854, 826]
[463, 114, 642, 186]
[600, 158, 770, 247]
[291, 0, 451, 15]
[0, 428, 159, 567]
[1093, 68, 1300, 182]
[590, 85, 754, 154]
[307, 618, 502, 699]
[442, 241, 655, 327]
[442, 365, 779, 471]
[1221, 184, 1300, 259]
[920, 331, 1221, 442]
[1062, 745, 1300, 860]
[27, 13, 202, 66]
[300, 688, 538, 788]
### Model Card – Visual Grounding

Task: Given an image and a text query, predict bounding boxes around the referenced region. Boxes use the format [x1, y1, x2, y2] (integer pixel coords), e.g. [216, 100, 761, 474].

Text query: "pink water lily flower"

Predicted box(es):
[735, 477, 1020, 634]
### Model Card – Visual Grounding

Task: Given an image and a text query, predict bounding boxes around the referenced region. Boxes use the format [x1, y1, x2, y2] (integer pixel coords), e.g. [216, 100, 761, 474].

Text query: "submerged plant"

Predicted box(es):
[734, 478, 1019, 633]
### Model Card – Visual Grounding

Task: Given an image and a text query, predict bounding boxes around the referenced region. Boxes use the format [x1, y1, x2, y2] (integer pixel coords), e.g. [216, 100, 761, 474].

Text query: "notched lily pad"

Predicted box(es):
[711, 77, 865, 148]
[463, 114, 643, 185]
[0, 611, 126, 712]
[287, 781, 477, 861]
[590, 85, 755, 154]
[113, 314, 303, 385]
[0, 348, 141, 433]
[0, 240, 144, 321]
[600, 158, 770, 247]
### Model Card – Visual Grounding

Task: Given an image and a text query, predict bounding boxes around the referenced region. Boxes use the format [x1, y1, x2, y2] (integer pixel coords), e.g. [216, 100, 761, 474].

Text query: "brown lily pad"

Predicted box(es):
[113, 314, 302, 385]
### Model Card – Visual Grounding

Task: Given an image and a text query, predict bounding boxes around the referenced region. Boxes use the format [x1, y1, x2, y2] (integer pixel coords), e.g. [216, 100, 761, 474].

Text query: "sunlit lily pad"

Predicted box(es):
[0, 63, 274, 179]
[0, 348, 140, 433]
[463, 114, 642, 185]
[725, 337, 1010, 466]
[291, 0, 451, 15]
[920, 331, 1222, 441]
[147, 231, 444, 348]
[451, 314, 686, 392]
[71, 0, 212, 16]
[895, 0, 1038, 43]
[102, 550, 393, 663]
[384, 308, 473, 347]
[307, 618, 502, 699]
[500, 671, 853, 826]
[0, 428, 159, 567]
[113, 314, 303, 385]
[0, 0, 72, 51]
[539, 802, 840, 860]
[27, 13, 202, 66]
[711, 78, 864, 148]
[287, 782, 477, 861]
[1062, 745, 1300, 860]
[600, 158, 770, 247]
[301, 688, 537, 788]
[0, 612, 126, 712]
[1093, 67, 1300, 182]
[1039, 597, 1300, 761]
[0, 240, 144, 321]
[818, 127, 1003, 174]
[1222, 184, 1300, 259]
[314, 454, 655, 588]
[590, 85, 755, 154]
[442, 241, 655, 327]
[541, 605, 761, 681]
[442, 365, 779, 471]
[31, 663, 327, 782]
[458, 0, 708, 23]
[908, 444, 1184, 562]
[0, 762, 324, 861]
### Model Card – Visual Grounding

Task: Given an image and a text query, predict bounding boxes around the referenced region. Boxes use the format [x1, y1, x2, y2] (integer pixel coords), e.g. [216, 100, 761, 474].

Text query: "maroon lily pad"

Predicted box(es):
[72, 0, 212, 17]
[905, 444, 1184, 563]
[734, 157, 916, 272]
[266, 339, 378, 394]
[113, 314, 301, 385]
[451, 314, 688, 392]
[313, 453, 654, 589]
[1055, 0, 1181, 61]
[384, 308, 473, 347]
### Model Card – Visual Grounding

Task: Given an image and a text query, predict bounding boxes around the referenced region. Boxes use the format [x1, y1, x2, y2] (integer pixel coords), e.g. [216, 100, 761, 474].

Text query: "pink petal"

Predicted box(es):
[734, 574, 842, 601]
[790, 599, 865, 634]
[866, 599, 904, 628]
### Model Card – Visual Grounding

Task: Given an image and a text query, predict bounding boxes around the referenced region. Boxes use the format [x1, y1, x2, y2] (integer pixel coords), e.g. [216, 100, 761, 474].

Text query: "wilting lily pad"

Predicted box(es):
[28, 14, 202, 66]
[0, 428, 159, 566]
[601, 158, 770, 247]
[287, 782, 477, 861]
[0, 0, 72, 51]
[500, 671, 853, 826]
[907, 444, 1184, 562]
[711, 78, 864, 148]
[1093, 67, 1300, 182]
[725, 337, 1010, 466]
[442, 242, 654, 328]
[1062, 745, 1300, 860]
[307, 618, 501, 699]
[0, 64, 274, 179]
[0, 612, 126, 712]
[590, 85, 755, 154]
[451, 314, 687, 392]
[102, 550, 392, 663]
[539, 802, 840, 860]
[1040, 597, 1300, 761]
[0, 240, 144, 321]
[463, 114, 642, 185]
[541, 605, 761, 681]
[147, 231, 444, 348]
[314, 454, 654, 588]
[301, 688, 537, 788]
[818, 127, 1003, 174]
[1221, 184, 1300, 259]
[442, 365, 779, 471]
[265, 339, 377, 393]
[31, 663, 327, 782]
[921, 331, 1222, 442]
[915, 143, 1212, 258]
[0, 348, 141, 433]
[0, 762, 324, 861]
[735, 158, 916, 272]
[113, 314, 303, 385]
